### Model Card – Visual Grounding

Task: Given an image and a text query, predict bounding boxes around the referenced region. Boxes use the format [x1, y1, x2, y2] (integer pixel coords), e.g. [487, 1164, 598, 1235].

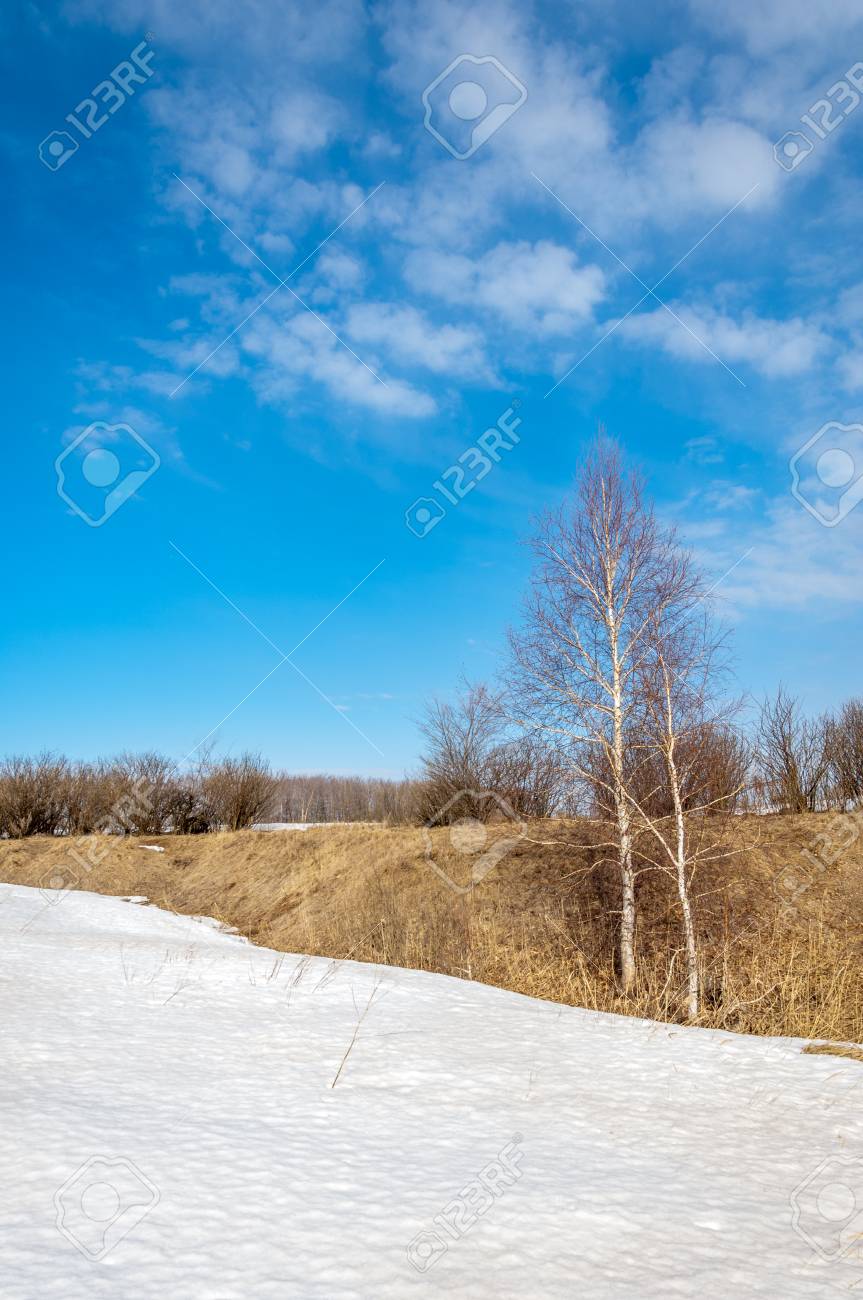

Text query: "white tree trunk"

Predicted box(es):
[618, 821, 637, 993]
[678, 879, 699, 1020]
[611, 623, 636, 992]
[667, 726, 699, 1020]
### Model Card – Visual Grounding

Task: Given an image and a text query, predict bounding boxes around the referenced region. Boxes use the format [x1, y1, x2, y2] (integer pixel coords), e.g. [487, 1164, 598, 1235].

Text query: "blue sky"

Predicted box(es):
[4, 0, 863, 776]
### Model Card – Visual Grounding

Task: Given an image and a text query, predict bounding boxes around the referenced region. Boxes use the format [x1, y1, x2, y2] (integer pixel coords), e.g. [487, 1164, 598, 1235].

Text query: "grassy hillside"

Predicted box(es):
[2, 813, 861, 1040]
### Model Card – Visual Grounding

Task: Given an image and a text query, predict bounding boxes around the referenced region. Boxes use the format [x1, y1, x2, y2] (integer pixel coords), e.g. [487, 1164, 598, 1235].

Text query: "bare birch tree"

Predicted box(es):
[628, 609, 742, 1019]
[510, 440, 688, 991]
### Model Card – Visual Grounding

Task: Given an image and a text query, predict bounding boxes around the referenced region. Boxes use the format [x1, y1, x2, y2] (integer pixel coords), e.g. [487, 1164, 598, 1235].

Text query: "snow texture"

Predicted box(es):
[1, 882, 861, 1298]
[252, 822, 318, 831]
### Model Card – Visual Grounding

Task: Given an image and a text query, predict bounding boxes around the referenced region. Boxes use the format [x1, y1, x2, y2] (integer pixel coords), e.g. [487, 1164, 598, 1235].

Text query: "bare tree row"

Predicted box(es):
[0, 752, 279, 838]
[0, 752, 432, 838]
[272, 773, 422, 824]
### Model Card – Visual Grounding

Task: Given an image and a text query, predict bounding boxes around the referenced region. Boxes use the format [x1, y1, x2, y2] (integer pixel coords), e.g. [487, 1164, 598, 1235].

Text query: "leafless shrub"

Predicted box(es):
[415, 681, 562, 824]
[757, 688, 830, 813]
[826, 699, 863, 810]
[487, 733, 563, 819]
[109, 752, 185, 835]
[63, 760, 119, 834]
[416, 681, 508, 824]
[202, 752, 278, 830]
[166, 780, 218, 834]
[626, 721, 750, 820]
[0, 753, 70, 837]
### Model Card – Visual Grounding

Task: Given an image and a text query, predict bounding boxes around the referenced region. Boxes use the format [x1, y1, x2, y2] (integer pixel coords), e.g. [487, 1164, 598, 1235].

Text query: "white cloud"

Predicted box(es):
[684, 435, 724, 466]
[147, 87, 261, 200]
[703, 481, 761, 511]
[243, 308, 437, 417]
[270, 91, 343, 158]
[620, 304, 828, 378]
[838, 349, 863, 391]
[835, 284, 863, 330]
[378, 0, 778, 239]
[361, 131, 402, 159]
[345, 303, 494, 381]
[164, 272, 263, 324]
[641, 116, 779, 213]
[717, 498, 863, 609]
[672, 465, 863, 612]
[63, 0, 863, 445]
[686, 0, 863, 56]
[313, 249, 366, 298]
[66, 401, 185, 465]
[66, 0, 367, 64]
[404, 240, 606, 334]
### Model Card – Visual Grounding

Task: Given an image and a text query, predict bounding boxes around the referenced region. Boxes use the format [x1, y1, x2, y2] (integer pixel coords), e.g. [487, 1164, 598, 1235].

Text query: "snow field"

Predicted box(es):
[0, 882, 861, 1298]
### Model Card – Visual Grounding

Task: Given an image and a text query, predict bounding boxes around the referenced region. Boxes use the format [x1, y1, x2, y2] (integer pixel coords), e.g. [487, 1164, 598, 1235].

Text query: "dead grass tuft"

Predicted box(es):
[802, 1043, 863, 1062]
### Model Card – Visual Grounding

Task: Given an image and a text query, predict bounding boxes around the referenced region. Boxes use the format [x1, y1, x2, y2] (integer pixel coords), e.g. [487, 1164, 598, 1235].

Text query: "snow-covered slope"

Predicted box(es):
[1, 884, 861, 1298]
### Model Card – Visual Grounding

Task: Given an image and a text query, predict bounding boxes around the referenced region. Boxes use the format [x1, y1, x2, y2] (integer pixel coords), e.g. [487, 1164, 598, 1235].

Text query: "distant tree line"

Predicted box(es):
[272, 773, 421, 824]
[0, 752, 278, 838]
[0, 751, 428, 838]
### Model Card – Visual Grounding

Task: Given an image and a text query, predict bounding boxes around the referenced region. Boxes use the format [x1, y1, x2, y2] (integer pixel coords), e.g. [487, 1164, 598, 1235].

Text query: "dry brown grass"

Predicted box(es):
[802, 1043, 863, 1062]
[1, 812, 861, 1042]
